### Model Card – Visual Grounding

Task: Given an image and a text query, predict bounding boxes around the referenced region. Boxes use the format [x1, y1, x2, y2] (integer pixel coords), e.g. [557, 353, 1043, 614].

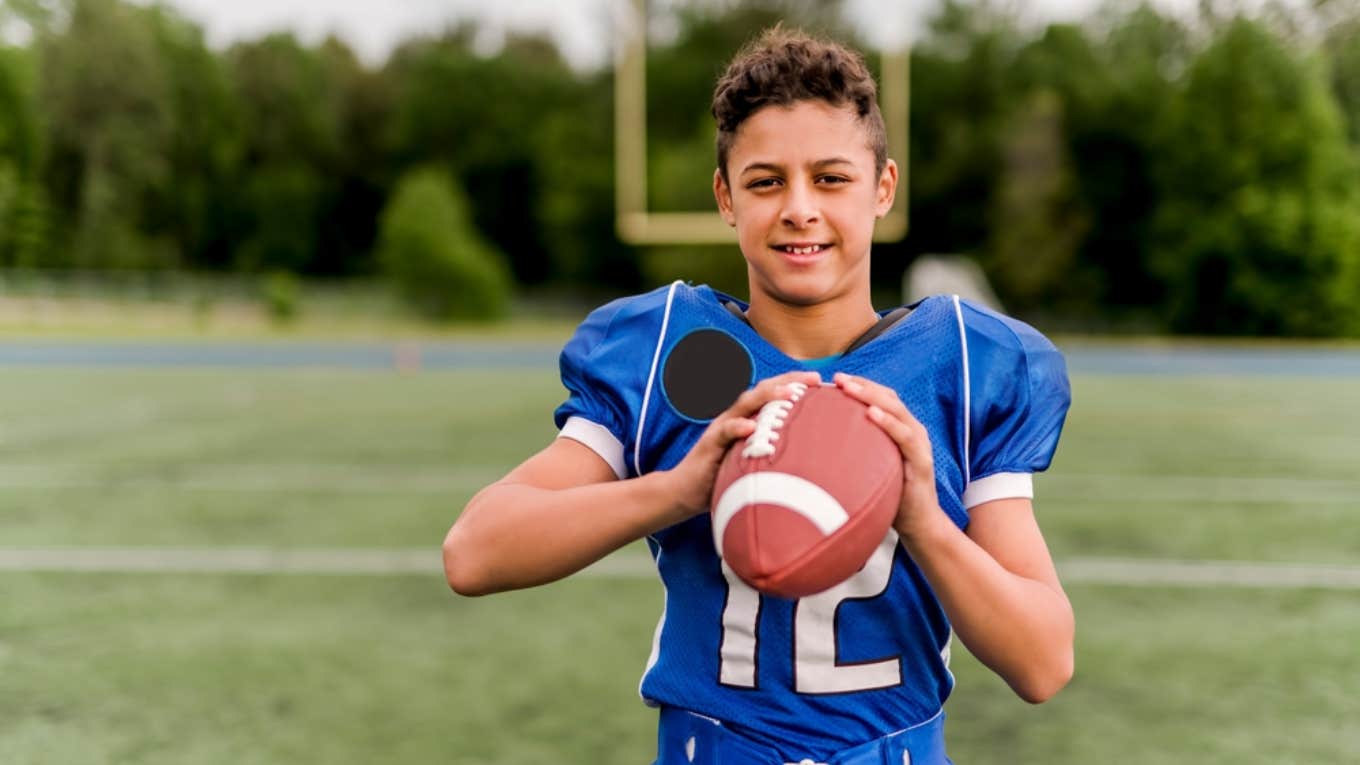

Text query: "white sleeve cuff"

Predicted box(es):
[961, 472, 1033, 509]
[558, 416, 627, 479]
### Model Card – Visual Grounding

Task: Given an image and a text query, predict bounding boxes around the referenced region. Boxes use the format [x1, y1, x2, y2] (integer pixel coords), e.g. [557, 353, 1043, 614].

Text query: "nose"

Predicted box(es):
[780, 180, 819, 228]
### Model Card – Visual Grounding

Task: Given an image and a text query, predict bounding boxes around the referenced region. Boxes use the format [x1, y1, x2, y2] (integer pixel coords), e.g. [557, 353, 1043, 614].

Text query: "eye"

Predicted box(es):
[746, 177, 781, 190]
[816, 174, 850, 185]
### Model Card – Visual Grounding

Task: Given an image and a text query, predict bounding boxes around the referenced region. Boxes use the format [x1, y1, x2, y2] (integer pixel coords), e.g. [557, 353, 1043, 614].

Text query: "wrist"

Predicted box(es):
[637, 469, 703, 528]
[894, 506, 957, 553]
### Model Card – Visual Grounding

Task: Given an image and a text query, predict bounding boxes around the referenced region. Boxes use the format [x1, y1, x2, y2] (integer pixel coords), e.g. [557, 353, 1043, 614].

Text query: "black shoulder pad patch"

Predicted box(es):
[662, 328, 753, 421]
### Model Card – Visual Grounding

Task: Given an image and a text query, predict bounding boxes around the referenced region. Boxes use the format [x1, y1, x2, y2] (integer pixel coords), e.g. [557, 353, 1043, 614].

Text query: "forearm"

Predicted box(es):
[443, 471, 682, 596]
[444, 374, 816, 598]
[900, 517, 1074, 703]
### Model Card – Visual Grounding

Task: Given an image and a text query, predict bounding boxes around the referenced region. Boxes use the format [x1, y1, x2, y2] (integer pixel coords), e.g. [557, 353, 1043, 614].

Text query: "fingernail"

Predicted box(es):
[843, 380, 862, 394]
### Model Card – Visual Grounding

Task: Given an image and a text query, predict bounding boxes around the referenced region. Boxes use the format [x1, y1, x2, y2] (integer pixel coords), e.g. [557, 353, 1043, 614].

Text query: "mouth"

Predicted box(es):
[772, 243, 832, 263]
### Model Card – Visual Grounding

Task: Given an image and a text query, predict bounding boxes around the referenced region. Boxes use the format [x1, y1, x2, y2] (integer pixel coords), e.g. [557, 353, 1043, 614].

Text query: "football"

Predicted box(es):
[710, 382, 903, 599]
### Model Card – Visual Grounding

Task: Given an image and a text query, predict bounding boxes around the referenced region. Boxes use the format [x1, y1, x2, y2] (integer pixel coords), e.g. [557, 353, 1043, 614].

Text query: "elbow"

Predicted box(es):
[1013, 649, 1074, 705]
[1012, 595, 1076, 704]
[442, 529, 494, 597]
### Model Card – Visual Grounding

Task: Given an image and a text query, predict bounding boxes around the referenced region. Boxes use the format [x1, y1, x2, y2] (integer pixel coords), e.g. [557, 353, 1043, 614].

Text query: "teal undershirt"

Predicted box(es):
[798, 354, 842, 372]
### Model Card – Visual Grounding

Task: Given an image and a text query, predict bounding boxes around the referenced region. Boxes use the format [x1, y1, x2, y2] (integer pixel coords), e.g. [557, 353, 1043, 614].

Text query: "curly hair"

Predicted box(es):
[711, 26, 887, 180]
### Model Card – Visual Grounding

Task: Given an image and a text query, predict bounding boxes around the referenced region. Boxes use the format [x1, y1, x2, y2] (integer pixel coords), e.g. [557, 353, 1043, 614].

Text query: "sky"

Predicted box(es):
[143, 0, 1185, 69]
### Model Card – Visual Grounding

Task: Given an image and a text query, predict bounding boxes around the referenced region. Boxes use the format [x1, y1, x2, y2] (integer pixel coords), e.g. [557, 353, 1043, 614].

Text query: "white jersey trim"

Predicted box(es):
[962, 472, 1034, 508]
[952, 295, 972, 486]
[634, 280, 683, 476]
[639, 544, 668, 706]
[558, 416, 627, 480]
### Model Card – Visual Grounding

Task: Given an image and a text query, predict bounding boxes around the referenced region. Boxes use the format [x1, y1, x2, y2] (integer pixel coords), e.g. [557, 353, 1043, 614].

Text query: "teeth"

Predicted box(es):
[784, 245, 823, 255]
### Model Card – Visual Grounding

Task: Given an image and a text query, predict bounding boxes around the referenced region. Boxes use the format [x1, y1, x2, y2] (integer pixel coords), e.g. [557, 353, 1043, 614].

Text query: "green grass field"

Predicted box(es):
[2, 359, 1358, 764]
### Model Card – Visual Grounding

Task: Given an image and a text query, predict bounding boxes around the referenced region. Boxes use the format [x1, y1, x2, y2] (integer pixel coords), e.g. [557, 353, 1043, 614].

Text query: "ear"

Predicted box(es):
[714, 168, 736, 227]
[874, 159, 899, 219]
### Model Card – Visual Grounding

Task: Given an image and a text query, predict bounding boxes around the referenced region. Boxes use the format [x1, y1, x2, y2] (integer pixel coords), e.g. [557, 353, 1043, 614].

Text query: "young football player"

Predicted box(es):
[444, 26, 1073, 765]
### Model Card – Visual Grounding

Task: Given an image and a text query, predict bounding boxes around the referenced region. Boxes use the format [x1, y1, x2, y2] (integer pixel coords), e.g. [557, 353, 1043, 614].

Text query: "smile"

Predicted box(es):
[776, 244, 830, 255]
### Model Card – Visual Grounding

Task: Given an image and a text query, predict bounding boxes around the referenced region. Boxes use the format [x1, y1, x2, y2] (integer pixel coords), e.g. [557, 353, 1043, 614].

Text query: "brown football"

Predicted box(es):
[710, 382, 903, 599]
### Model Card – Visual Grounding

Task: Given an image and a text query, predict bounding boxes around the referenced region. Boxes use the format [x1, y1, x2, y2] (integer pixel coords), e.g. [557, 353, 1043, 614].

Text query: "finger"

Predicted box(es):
[730, 371, 820, 416]
[866, 404, 934, 468]
[705, 372, 822, 459]
[716, 414, 757, 445]
[835, 373, 914, 422]
[705, 374, 818, 460]
[759, 370, 822, 395]
[694, 409, 758, 457]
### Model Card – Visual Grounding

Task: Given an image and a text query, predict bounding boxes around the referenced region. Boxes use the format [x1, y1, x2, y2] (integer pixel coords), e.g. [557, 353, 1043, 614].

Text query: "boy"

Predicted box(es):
[444, 27, 1073, 765]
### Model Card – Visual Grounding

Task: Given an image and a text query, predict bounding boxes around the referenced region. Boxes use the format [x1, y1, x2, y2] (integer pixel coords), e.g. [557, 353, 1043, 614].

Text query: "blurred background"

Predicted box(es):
[2, 0, 1359, 334]
[1, 1, 1358, 764]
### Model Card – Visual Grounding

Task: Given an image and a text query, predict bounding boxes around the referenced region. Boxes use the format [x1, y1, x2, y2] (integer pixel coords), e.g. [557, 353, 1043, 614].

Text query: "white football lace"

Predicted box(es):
[741, 382, 809, 458]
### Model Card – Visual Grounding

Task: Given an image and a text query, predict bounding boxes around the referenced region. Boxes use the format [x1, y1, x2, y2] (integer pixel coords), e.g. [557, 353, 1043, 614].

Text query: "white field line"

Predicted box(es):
[2, 467, 1360, 502]
[1056, 558, 1360, 589]
[1, 548, 1359, 589]
[0, 464, 504, 494]
[1039, 473, 1360, 504]
[0, 547, 440, 575]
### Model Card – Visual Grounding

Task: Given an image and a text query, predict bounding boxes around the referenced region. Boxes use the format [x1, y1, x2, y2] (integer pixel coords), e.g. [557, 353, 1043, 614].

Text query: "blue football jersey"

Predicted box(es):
[554, 282, 1070, 761]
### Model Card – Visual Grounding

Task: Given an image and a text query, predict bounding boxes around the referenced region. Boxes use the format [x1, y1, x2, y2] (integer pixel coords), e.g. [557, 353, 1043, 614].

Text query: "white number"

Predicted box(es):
[719, 530, 902, 693]
[718, 561, 762, 687]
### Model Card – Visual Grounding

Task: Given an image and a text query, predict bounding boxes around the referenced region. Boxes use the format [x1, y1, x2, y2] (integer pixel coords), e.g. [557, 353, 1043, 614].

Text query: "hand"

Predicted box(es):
[833, 372, 949, 543]
[658, 370, 823, 522]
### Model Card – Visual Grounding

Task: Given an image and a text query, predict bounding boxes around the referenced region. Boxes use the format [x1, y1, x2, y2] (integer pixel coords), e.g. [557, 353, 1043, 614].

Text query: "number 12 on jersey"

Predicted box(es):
[719, 531, 905, 694]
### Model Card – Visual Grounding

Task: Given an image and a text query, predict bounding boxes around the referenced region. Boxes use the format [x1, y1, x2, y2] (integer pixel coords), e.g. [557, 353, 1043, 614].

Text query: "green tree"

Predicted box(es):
[1328, 35, 1360, 146]
[37, 0, 175, 268]
[533, 70, 640, 288]
[0, 42, 49, 266]
[376, 166, 511, 320]
[998, 8, 1189, 318]
[226, 32, 343, 274]
[386, 30, 582, 286]
[1073, 4, 1189, 314]
[0, 44, 38, 171]
[314, 36, 394, 276]
[1152, 18, 1360, 335]
[905, 1, 1023, 264]
[986, 91, 1090, 312]
[1313, 0, 1360, 146]
[994, 24, 1106, 313]
[141, 5, 242, 271]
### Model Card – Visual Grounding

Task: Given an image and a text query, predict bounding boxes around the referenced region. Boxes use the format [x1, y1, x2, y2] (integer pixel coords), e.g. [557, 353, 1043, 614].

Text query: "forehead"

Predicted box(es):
[729, 100, 875, 170]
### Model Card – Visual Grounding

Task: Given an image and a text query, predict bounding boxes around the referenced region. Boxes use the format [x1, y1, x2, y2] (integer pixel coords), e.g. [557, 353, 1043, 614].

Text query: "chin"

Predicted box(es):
[778, 290, 831, 307]
[763, 279, 839, 307]
[747, 263, 853, 308]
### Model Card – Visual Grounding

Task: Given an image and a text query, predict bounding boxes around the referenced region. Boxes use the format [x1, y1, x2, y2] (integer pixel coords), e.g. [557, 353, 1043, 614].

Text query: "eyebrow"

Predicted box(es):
[739, 157, 856, 176]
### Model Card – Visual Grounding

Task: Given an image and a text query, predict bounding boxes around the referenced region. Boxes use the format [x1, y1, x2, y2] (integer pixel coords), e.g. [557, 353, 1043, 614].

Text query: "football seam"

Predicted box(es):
[711, 472, 850, 554]
[752, 468, 903, 594]
[741, 382, 814, 461]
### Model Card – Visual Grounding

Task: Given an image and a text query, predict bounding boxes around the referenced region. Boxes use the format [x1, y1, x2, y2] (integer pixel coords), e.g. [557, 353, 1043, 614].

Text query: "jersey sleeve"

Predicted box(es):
[553, 294, 657, 479]
[960, 301, 1071, 508]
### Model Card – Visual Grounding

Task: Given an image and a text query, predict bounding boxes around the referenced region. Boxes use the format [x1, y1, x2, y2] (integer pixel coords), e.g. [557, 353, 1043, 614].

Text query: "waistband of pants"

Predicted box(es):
[656, 706, 951, 765]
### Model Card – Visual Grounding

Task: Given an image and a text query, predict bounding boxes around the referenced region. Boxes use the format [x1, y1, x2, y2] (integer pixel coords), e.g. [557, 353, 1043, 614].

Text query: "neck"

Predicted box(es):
[745, 292, 879, 360]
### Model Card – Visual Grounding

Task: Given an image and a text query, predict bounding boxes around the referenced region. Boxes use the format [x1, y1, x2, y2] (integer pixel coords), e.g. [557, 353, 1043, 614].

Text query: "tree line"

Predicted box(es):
[2, 0, 1359, 334]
